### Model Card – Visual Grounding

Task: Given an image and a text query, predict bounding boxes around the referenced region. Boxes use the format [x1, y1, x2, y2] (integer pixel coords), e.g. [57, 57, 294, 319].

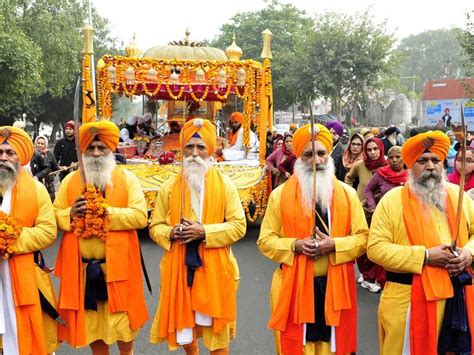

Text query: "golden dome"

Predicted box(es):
[143, 29, 226, 61]
[125, 34, 142, 58]
[225, 33, 243, 61]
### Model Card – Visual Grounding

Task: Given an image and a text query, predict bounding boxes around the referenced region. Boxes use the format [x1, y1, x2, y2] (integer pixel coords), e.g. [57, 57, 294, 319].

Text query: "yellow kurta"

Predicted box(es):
[53, 169, 148, 346]
[368, 183, 474, 355]
[1, 180, 58, 353]
[257, 181, 369, 355]
[149, 174, 246, 351]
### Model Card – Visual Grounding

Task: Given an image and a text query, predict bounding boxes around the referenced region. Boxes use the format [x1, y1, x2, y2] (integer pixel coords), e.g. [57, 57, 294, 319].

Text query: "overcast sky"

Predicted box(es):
[92, 0, 472, 51]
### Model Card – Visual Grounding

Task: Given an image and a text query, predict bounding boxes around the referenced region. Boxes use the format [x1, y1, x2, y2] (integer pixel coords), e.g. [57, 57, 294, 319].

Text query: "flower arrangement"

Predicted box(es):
[0, 211, 22, 258]
[133, 135, 150, 143]
[158, 151, 176, 165]
[71, 184, 109, 241]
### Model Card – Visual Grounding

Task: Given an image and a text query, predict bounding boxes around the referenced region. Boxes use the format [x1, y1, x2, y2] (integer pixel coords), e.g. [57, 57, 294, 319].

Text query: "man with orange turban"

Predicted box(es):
[0, 126, 58, 354]
[368, 130, 474, 354]
[222, 111, 259, 161]
[258, 123, 369, 354]
[149, 118, 246, 354]
[53, 120, 149, 354]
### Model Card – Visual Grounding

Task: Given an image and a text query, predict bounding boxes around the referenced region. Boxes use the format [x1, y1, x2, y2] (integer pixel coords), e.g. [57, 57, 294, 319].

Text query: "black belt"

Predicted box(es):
[386, 271, 413, 285]
[82, 258, 107, 311]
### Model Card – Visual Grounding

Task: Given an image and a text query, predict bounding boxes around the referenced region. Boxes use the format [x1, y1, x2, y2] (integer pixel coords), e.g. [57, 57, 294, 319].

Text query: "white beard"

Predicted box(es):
[183, 156, 211, 193]
[294, 157, 335, 212]
[408, 169, 447, 212]
[83, 153, 116, 191]
[0, 161, 19, 193]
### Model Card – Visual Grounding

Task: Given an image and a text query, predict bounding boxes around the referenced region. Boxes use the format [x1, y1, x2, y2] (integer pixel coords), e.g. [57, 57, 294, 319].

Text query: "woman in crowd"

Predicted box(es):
[448, 147, 474, 198]
[30, 135, 59, 200]
[365, 146, 407, 212]
[277, 134, 296, 184]
[266, 134, 293, 188]
[334, 132, 364, 181]
[445, 130, 457, 173]
[344, 137, 387, 202]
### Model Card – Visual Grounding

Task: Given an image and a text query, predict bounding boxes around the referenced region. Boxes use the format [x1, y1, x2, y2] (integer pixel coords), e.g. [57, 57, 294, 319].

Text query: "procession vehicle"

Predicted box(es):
[90, 29, 275, 222]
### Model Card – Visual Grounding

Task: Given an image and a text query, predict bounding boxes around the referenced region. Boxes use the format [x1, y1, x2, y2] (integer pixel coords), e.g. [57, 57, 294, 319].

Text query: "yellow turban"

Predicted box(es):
[0, 126, 34, 165]
[292, 123, 333, 158]
[401, 131, 450, 168]
[79, 120, 120, 153]
[180, 118, 216, 155]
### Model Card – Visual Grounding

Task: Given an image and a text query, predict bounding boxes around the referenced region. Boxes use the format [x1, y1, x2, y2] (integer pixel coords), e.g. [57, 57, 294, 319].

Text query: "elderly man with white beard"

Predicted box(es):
[257, 123, 369, 355]
[53, 120, 149, 355]
[149, 118, 246, 354]
[368, 131, 474, 355]
[0, 126, 57, 354]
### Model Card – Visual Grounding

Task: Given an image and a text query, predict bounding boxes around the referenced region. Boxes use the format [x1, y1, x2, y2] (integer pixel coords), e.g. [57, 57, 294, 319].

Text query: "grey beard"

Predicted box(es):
[0, 161, 19, 193]
[294, 157, 335, 212]
[83, 153, 116, 191]
[183, 156, 210, 193]
[408, 169, 447, 212]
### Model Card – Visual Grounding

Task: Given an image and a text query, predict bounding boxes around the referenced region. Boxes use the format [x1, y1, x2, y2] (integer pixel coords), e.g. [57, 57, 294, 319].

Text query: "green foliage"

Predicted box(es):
[211, 1, 314, 111]
[457, 11, 473, 78]
[308, 11, 395, 122]
[395, 28, 465, 93]
[0, 31, 44, 116]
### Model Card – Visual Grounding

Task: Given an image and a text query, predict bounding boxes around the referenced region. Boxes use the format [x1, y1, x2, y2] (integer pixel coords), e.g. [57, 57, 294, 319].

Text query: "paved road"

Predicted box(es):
[43, 223, 380, 354]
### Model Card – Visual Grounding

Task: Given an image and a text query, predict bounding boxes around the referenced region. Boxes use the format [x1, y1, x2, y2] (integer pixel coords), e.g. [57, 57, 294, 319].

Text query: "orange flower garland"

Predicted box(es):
[71, 184, 109, 241]
[0, 211, 22, 258]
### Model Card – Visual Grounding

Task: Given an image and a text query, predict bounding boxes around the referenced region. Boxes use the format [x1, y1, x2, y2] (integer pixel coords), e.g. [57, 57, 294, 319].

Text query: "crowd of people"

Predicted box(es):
[1, 116, 474, 355]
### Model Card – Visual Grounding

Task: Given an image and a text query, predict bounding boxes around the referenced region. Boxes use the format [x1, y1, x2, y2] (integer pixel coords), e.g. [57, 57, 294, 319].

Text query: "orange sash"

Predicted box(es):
[228, 128, 240, 146]
[271, 175, 357, 355]
[402, 185, 474, 354]
[156, 167, 237, 346]
[8, 169, 46, 354]
[54, 169, 149, 347]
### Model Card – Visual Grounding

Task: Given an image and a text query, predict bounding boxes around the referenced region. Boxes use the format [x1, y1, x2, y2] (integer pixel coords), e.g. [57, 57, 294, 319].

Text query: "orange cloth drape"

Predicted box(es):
[54, 169, 149, 347]
[9, 169, 46, 354]
[402, 185, 474, 354]
[156, 167, 237, 346]
[270, 175, 357, 355]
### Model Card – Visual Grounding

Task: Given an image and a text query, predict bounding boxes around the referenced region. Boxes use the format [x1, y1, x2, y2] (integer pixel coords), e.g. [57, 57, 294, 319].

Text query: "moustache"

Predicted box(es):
[0, 161, 17, 173]
[417, 171, 442, 185]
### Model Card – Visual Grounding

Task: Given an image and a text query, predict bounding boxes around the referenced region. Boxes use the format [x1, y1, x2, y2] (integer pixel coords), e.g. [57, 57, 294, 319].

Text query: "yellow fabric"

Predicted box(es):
[53, 169, 148, 346]
[258, 181, 368, 354]
[180, 118, 217, 155]
[401, 130, 450, 168]
[0, 126, 34, 165]
[79, 120, 120, 153]
[149, 173, 246, 351]
[344, 160, 375, 201]
[292, 124, 333, 158]
[367, 183, 474, 355]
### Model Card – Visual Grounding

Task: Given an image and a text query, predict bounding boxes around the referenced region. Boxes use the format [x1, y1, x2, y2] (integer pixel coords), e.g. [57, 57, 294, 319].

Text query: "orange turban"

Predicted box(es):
[180, 118, 216, 155]
[292, 123, 333, 158]
[230, 112, 244, 124]
[401, 130, 451, 168]
[79, 120, 120, 153]
[0, 126, 34, 165]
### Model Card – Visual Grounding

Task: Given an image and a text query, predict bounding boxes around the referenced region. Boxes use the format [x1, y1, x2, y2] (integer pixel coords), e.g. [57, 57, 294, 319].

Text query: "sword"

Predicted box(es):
[310, 116, 317, 243]
[73, 76, 86, 184]
[452, 107, 467, 255]
[179, 97, 187, 237]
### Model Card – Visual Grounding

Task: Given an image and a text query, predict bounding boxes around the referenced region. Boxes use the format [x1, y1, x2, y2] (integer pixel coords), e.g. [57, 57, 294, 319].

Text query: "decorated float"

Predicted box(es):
[90, 29, 274, 221]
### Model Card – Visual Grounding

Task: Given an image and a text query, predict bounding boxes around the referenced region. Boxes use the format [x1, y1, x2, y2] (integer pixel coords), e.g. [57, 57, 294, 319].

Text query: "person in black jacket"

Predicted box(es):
[31, 135, 59, 200]
[53, 120, 77, 181]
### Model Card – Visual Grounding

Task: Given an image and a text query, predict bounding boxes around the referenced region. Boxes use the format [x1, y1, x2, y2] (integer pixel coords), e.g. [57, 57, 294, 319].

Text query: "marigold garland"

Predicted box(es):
[71, 184, 109, 241]
[0, 211, 22, 258]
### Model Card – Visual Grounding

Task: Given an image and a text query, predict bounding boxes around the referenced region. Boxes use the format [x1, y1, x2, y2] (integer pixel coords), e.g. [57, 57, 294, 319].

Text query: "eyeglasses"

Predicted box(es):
[415, 157, 442, 165]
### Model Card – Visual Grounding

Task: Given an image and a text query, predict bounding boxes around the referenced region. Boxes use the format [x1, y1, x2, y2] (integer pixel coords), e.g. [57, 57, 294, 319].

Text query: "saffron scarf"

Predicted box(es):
[402, 185, 474, 354]
[9, 169, 46, 354]
[156, 167, 237, 347]
[55, 169, 149, 347]
[269, 175, 357, 355]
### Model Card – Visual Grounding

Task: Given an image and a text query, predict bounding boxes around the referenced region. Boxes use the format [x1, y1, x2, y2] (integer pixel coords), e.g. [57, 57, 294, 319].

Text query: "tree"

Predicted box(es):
[395, 29, 466, 93]
[307, 11, 395, 125]
[211, 1, 315, 111]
